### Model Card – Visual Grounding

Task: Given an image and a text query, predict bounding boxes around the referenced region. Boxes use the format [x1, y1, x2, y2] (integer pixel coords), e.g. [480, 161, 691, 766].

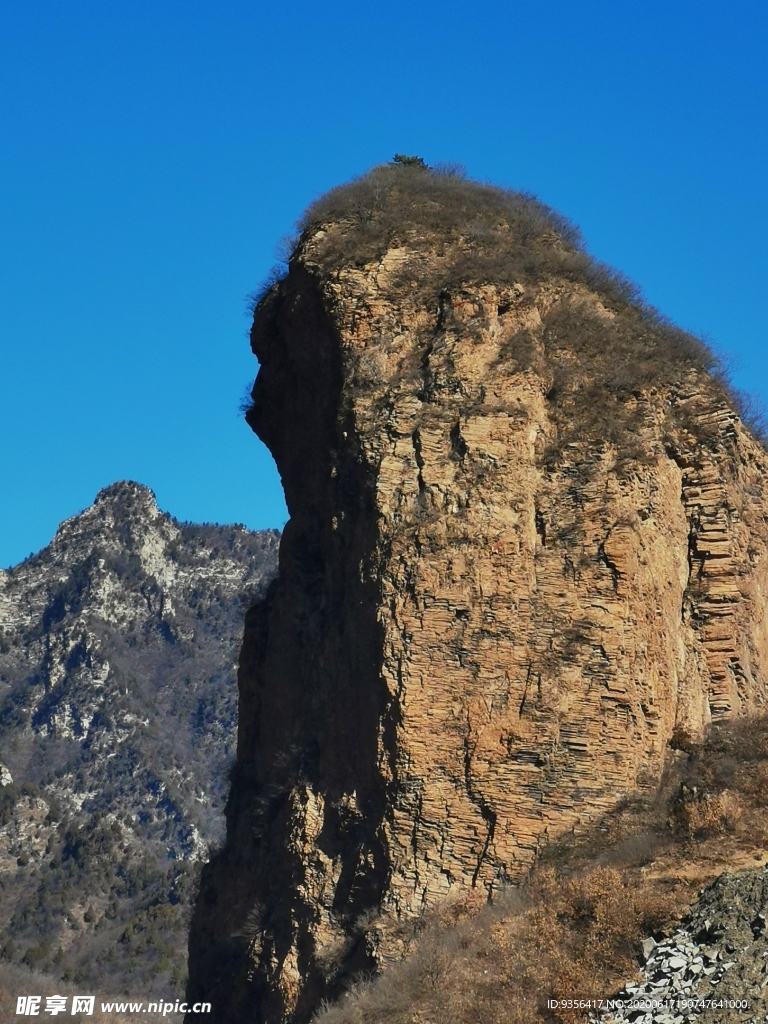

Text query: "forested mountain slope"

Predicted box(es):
[0, 481, 278, 993]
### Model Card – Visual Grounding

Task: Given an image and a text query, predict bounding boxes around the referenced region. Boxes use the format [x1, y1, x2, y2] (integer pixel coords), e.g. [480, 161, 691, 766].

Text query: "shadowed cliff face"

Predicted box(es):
[187, 268, 396, 1023]
[187, 177, 768, 1024]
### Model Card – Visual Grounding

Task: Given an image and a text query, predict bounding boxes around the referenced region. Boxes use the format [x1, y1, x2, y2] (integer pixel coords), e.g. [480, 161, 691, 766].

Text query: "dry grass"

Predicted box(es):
[315, 868, 678, 1024]
[293, 163, 697, 353]
[313, 712, 768, 1024]
[255, 161, 766, 461]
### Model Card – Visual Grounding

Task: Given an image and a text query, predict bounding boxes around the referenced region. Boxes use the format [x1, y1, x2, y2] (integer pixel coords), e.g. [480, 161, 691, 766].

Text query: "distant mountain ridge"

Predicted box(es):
[0, 481, 279, 992]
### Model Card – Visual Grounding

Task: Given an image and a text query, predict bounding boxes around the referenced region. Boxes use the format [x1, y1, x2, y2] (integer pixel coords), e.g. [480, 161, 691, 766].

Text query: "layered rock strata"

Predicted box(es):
[188, 181, 768, 1023]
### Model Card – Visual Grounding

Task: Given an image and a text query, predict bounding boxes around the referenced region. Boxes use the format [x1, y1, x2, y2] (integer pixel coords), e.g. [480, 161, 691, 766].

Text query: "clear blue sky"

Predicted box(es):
[1, 0, 766, 567]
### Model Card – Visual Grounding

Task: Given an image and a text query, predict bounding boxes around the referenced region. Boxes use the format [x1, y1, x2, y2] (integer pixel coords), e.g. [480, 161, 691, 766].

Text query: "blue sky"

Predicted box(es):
[1, 0, 766, 567]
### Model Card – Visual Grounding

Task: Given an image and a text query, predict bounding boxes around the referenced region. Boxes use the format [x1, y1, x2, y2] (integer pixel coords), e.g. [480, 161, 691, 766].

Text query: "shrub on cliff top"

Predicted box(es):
[391, 154, 428, 168]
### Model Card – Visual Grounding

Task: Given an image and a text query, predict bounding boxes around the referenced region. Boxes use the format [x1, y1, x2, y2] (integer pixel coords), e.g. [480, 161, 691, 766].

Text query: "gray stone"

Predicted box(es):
[641, 937, 657, 961]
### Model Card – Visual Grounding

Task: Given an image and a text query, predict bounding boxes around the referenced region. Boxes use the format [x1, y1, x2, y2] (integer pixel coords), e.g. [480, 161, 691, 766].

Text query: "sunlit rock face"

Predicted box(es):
[188, 169, 768, 1024]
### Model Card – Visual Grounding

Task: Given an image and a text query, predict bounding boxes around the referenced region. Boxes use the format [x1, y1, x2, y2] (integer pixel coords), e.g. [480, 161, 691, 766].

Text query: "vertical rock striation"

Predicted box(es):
[187, 167, 768, 1023]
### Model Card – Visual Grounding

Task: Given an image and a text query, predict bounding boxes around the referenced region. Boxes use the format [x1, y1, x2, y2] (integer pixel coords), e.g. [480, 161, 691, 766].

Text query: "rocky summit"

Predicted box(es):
[187, 165, 768, 1023]
[0, 481, 278, 993]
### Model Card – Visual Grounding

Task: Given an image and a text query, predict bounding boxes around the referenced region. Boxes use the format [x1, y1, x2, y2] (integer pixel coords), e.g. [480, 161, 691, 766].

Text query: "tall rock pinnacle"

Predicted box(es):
[187, 165, 768, 1023]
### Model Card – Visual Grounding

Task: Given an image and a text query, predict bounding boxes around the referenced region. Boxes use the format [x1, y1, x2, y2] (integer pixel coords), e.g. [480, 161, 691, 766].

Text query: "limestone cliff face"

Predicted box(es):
[188, 175, 768, 1023]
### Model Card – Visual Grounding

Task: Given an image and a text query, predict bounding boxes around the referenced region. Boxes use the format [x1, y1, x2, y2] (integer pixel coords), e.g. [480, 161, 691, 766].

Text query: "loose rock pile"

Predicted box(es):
[589, 867, 768, 1023]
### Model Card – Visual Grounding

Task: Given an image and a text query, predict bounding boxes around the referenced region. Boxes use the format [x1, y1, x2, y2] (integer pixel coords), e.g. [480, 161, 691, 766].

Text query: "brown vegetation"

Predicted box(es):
[298, 161, 619, 298]
[252, 161, 766, 460]
[313, 712, 768, 1024]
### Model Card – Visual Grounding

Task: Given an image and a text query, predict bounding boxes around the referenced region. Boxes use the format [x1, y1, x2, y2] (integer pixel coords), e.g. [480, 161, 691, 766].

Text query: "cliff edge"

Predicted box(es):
[187, 165, 768, 1023]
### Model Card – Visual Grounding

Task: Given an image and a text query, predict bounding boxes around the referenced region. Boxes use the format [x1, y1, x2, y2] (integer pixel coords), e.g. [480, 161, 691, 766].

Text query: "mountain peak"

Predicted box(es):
[0, 498, 279, 995]
[93, 480, 159, 514]
[48, 481, 166, 556]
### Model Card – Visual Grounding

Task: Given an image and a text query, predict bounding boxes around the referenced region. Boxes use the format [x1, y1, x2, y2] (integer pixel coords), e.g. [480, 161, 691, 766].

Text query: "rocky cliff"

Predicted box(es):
[0, 482, 278, 991]
[187, 165, 768, 1023]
